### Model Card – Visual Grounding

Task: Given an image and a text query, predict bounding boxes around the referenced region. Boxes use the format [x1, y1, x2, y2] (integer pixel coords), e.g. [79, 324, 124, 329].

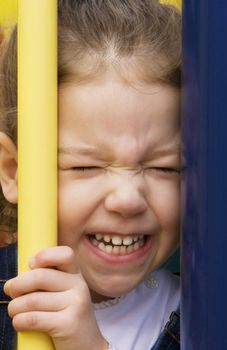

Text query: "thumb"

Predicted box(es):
[29, 246, 79, 274]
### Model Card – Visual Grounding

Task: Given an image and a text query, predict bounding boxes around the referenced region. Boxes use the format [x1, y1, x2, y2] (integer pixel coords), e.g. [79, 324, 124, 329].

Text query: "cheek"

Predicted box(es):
[150, 180, 180, 230]
[57, 185, 89, 248]
[150, 182, 180, 266]
[58, 188, 80, 222]
[57, 177, 104, 233]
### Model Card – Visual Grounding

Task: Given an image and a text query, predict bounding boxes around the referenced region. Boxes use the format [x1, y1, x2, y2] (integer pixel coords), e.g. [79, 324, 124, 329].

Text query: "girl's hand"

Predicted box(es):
[4, 246, 108, 350]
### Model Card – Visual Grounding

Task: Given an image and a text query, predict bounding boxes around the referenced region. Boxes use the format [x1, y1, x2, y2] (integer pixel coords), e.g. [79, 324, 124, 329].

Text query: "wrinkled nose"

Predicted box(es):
[104, 178, 148, 218]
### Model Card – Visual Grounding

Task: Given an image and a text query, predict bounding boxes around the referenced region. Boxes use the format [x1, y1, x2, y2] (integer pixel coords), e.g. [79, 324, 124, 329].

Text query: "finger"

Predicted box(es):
[4, 279, 12, 297]
[29, 246, 78, 273]
[12, 310, 69, 334]
[8, 291, 68, 317]
[4, 268, 81, 298]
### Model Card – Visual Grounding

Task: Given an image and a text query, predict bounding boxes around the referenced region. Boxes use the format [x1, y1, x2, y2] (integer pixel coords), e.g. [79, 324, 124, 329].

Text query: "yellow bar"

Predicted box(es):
[18, 1, 57, 349]
[160, 0, 182, 10]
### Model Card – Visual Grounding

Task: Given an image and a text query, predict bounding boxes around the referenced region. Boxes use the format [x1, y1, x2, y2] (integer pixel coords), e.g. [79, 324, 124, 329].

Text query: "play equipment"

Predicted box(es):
[160, 0, 181, 10]
[182, 1, 227, 349]
[17, 1, 57, 349]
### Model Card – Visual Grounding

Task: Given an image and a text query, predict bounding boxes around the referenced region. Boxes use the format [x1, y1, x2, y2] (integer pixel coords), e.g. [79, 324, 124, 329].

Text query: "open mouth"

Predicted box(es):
[87, 233, 149, 256]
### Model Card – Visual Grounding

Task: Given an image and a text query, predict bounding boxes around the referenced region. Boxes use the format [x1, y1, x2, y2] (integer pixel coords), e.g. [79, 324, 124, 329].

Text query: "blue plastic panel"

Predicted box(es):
[182, 1, 227, 349]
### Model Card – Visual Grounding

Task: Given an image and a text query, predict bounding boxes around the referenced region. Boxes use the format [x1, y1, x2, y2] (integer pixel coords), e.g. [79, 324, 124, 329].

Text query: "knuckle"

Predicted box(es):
[26, 293, 39, 309]
[32, 268, 47, 283]
[26, 313, 39, 328]
[12, 313, 39, 331]
[35, 255, 45, 266]
[34, 251, 48, 266]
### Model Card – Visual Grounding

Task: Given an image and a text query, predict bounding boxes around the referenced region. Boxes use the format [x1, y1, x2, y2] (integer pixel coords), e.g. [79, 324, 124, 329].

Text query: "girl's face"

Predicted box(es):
[58, 73, 181, 302]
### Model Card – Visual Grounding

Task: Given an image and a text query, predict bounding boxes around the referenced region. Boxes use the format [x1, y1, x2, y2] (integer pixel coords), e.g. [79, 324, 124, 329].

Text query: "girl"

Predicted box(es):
[0, 1, 181, 349]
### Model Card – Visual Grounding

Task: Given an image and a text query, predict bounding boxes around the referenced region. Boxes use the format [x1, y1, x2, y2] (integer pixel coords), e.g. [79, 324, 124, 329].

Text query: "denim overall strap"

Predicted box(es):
[0, 244, 17, 350]
[151, 310, 180, 350]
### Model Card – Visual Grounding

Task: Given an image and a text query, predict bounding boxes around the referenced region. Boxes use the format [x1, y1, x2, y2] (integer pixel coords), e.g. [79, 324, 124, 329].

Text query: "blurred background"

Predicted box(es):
[0, 0, 17, 42]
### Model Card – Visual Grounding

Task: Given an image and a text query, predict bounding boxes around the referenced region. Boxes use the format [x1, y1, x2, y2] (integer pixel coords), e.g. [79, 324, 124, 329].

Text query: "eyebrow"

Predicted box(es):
[150, 146, 181, 158]
[58, 146, 108, 158]
[58, 145, 181, 161]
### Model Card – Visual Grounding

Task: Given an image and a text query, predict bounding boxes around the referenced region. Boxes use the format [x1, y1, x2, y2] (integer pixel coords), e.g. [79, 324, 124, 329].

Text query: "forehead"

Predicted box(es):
[58, 77, 180, 158]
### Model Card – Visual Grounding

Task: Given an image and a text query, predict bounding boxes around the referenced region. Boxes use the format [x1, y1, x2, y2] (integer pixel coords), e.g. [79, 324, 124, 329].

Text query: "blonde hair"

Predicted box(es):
[0, 0, 181, 234]
[58, 0, 181, 85]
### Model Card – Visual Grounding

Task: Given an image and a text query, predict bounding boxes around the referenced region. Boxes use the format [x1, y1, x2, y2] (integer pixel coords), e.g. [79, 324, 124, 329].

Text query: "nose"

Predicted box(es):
[104, 176, 148, 218]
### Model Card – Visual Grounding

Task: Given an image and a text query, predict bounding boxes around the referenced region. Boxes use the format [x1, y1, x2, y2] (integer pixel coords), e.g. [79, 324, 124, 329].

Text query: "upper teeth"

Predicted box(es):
[94, 233, 142, 246]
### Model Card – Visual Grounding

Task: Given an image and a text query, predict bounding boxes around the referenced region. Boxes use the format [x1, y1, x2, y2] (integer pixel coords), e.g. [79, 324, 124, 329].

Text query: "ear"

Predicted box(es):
[0, 132, 18, 204]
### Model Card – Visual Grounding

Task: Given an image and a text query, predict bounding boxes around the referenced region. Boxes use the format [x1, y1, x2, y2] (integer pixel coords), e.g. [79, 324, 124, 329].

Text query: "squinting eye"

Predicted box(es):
[69, 166, 106, 178]
[148, 167, 181, 174]
[71, 167, 100, 172]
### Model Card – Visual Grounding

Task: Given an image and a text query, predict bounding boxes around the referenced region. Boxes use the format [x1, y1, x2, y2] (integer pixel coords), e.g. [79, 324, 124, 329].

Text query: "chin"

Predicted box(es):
[88, 275, 143, 302]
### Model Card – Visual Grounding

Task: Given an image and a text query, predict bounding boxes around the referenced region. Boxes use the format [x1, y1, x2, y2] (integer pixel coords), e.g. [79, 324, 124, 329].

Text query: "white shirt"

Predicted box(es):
[94, 269, 180, 350]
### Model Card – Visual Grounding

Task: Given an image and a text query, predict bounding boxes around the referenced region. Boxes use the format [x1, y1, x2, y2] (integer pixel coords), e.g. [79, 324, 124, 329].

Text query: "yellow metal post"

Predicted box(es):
[18, 1, 57, 349]
[160, 0, 182, 10]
